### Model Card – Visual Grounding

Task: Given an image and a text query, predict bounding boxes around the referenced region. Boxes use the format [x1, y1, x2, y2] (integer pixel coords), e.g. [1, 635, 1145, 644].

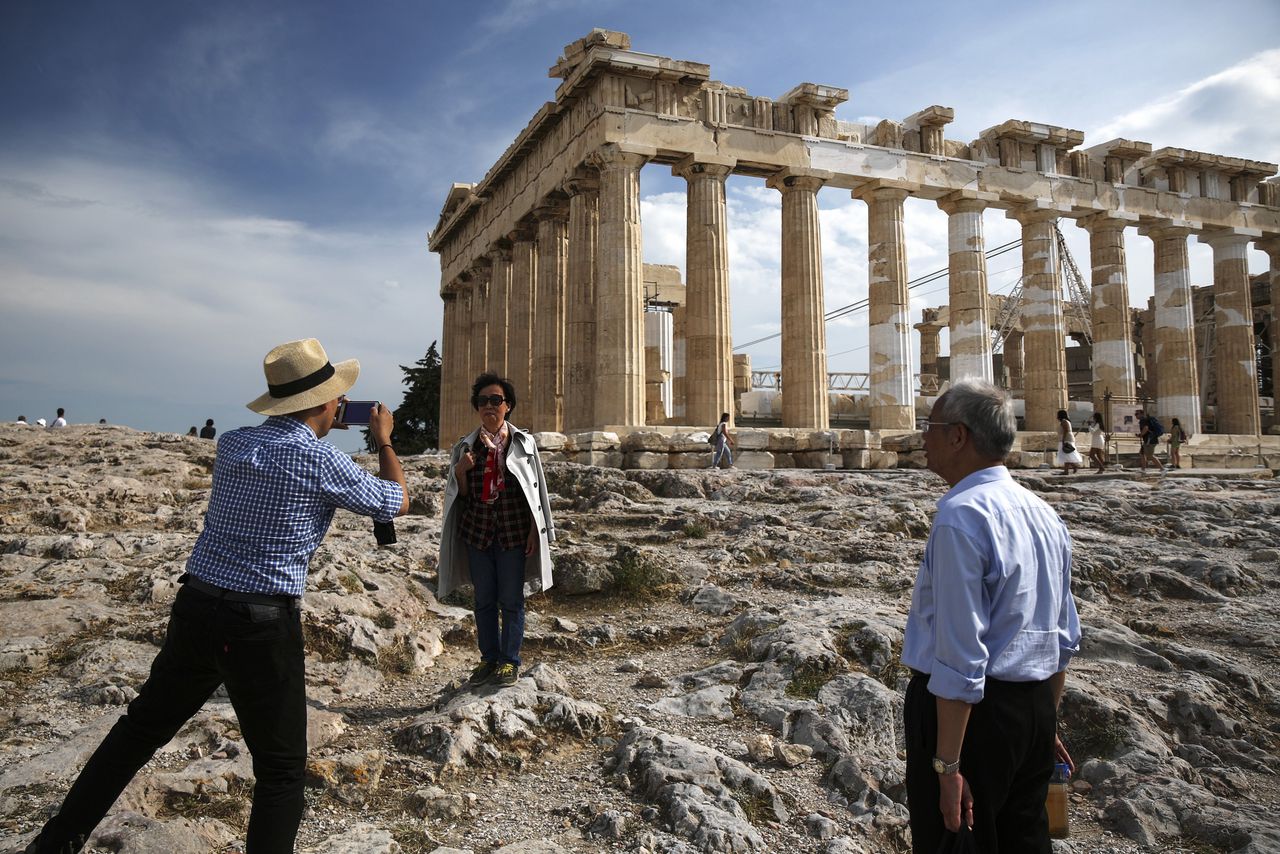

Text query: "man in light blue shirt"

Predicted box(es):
[26, 339, 408, 854]
[901, 379, 1081, 853]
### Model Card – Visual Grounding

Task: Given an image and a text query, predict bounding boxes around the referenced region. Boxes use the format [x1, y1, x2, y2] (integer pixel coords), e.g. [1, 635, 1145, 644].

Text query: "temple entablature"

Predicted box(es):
[1136, 147, 1278, 202]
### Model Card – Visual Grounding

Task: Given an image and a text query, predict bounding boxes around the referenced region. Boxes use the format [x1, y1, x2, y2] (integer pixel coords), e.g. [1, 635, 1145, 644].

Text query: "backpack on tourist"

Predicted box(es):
[1146, 416, 1164, 441]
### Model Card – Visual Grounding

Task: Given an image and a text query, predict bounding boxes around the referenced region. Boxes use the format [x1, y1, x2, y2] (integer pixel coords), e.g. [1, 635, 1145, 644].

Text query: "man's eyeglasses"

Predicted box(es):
[476, 394, 506, 407]
[923, 420, 964, 433]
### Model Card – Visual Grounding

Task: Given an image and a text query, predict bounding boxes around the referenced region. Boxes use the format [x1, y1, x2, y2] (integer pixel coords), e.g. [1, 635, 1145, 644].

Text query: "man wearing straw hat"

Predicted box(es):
[24, 338, 409, 854]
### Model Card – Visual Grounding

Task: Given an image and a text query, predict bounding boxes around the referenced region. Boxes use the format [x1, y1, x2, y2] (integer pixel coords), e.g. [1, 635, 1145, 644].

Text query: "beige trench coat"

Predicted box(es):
[437, 423, 555, 600]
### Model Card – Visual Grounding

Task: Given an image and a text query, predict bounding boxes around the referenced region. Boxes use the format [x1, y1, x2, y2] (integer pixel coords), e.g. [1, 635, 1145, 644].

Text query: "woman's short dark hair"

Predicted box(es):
[1091, 412, 1104, 425]
[470, 372, 517, 412]
[720, 412, 730, 422]
[937, 379, 1017, 459]
[1056, 409, 1069, 422]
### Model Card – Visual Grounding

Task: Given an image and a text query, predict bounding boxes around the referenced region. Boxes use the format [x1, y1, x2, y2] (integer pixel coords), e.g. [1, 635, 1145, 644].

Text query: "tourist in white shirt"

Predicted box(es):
[50, 408, 68, 428]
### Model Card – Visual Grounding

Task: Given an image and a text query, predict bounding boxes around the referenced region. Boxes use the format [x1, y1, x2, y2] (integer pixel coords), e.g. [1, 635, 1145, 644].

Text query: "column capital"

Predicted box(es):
[487, 238, 513, 263]
[1137, 219, 1196, 240]
[563, 166, 600, 197]
[765, 167, 832, 193]
[1006, 201, 1070, 226]
[1075, 211, 1138, 234]
[588, 142, 654, 171]
[506, 220, 538, 243]
[850, 178, 913, 203]
[1255, 235, 1280, 256]
[673, 153, 735, 182]
[1197, 226, 1262, 247]
[532, 194, 570, 222]
[467, 256, 493, 279]
[936, 189, 998, 215]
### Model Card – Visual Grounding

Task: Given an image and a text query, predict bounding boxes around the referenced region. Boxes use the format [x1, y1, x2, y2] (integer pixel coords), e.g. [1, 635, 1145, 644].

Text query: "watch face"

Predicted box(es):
[932, 758, 945, 773]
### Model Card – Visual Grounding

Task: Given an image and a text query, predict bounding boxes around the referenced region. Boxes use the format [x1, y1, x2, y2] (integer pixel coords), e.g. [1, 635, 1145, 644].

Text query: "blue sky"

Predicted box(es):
[2, 0, 1278, 449]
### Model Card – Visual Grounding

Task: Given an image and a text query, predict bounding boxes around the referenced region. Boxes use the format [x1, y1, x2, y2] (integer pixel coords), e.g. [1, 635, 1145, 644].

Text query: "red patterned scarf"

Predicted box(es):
[479, 422, 509, 504]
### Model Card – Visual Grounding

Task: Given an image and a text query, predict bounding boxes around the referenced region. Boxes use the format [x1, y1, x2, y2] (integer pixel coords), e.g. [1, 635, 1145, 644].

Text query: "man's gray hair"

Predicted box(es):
[937, 379, 1017, 459]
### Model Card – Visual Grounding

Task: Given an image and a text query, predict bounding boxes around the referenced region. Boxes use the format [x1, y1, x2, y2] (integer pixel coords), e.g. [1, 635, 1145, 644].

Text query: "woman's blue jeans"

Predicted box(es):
[467, 542, 527, 666]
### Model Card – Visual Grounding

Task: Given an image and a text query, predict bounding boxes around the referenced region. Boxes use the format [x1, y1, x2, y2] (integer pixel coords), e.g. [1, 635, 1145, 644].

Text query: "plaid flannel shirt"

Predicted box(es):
[457, 438, 533, 551]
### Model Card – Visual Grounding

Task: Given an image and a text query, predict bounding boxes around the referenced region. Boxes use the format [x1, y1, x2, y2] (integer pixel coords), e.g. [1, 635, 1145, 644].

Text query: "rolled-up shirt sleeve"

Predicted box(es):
[1057, 540, 1082, 671]
[927, 523, 992, 704]
[319, 450, 404, 523]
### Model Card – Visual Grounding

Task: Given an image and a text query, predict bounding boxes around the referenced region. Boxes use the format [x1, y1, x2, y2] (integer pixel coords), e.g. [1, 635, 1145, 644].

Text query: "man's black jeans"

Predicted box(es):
[30, 584, 307, 854]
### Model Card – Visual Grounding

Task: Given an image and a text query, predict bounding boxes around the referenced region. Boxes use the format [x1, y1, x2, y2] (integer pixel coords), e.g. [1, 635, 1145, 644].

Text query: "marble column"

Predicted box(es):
[1140, 223, 1201, 435]
[469, 264, 491, 376]
[1012, 208, 1068, 431]
[1003, 330, 1025, 390]
[440, 291, 464, 446]
[590, 144, 651, 427]
[564, 171, 599, 431]
[768, 170, 830, 429]
[532, 200, 569, 433]
[507, 224, 538, 406]
[938, 192, 995, 383]
[917, 323, 940, 381]
[457, 283, 474, 402]
[854, 182, 914, 430]
[1079, 213, 1138, 413]
[675, 156, 735, 428]
[1257, 236, 1280, 419]
[486, 243, 513, 380]
[1199, 229, 1261, 434]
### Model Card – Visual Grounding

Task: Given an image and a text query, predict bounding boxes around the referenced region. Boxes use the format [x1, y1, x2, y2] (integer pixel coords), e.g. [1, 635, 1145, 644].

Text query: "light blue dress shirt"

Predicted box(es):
[901, 466, 1081, 703]
[186, 416, 403, 597]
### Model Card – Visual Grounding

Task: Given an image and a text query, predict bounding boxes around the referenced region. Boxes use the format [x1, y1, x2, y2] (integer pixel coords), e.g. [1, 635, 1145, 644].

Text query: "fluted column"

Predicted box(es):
[507, 224, 537, 407]
[854, 182, 914, 430]
[1140, 223, 1201, 435]
[1199, 229, 1261, 434]
[1004, 330, 1025, 390]
[486, 243, 513, 380]
[1012, 208, 1068, 431]
[675, 156, 735, 428]
[1080, 213, 1138, 413]
[469, 263, 491, 376]
[768, 169, 830, 429]
[440, 291, 464, 446]
[457, 284, 475, 400]
[531, 200, 569, 433]
[590, 144, 651, 427]
[916, 323, 941, 380]
[564, 171, 599, 431]
[1257, 236, 1280, 423]
[938, 192, 995, 383]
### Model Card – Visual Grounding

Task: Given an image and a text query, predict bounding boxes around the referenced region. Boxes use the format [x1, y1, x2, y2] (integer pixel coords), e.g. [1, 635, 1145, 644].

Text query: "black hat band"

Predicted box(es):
[268, 362, 335, 398]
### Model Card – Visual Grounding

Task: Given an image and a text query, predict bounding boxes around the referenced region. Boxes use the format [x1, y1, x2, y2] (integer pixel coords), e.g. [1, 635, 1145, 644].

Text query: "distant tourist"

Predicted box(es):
[34, 418, 46, 427]
[1136, 410, 1165, 472]
[50, 408, 67, 428]
[904, 379, 1080, 853]
[22, 338, 409, 854]
[1168, 417, 1188, 469]
[15, 415, 29, 426]
[1055, 409, 1082, 475]
[710, 412, 734, 469]
[439, 372, 555, 690]
[200, 418, 216, 439]
[98, 418, 107, 424]
[186, 426, 198, 436]
[1086, 412, 1107, 473]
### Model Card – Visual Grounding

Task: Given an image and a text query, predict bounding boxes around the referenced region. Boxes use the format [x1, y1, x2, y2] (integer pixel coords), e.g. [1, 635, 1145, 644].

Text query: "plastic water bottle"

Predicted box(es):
[1046, 761, 1070, 838]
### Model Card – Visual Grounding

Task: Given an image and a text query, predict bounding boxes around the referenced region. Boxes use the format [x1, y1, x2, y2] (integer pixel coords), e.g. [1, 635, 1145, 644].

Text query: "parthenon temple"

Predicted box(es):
[430, 29, 1280, 468]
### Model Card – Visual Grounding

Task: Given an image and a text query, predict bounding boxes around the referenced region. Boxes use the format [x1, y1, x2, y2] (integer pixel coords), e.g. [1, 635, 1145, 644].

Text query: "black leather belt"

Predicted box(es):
[180, 573, 299, 609]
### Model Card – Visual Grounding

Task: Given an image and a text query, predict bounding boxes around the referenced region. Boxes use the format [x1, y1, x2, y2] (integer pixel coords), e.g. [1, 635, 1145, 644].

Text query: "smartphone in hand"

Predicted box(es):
[335, 400, 378, 426]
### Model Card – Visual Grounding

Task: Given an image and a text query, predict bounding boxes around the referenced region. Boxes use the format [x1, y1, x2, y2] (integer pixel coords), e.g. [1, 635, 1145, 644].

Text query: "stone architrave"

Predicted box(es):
[564, 171, 599, 431]
[938, 191, 997, 384]
[440, 291, 464, 446]
[1199, 228, 1262, 434]
[532, 200, 570, 432]
[854, 181, 914, 430]
[486, 243, 513, 380]
[507, 224, 538, 405]
[590, 144, 652, 428]
[1257, 236, 1280, 424]
[1079, 213, 1138, 413]
[1011, 207, 1068, 431]
[768, 169, 831, 429]
[675, 155, 735, 428]
[469, 263, 491, 376]
[1140, 222, 1201, 435]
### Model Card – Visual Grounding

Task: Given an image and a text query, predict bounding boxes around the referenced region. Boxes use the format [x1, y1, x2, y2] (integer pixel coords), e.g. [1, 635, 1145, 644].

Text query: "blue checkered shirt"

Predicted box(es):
[186, 416, 403, 597]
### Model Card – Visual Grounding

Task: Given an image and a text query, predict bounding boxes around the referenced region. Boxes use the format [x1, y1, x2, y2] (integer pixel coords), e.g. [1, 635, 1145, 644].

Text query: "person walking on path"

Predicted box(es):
[710, 412, 734, 469]
[1168, 417, 1187, 469]
[439, 372, 555, 690]
[22, 338, 409, 854]
[1086, 412, 1107, 473]
[200, 418, 217, 439]
[902, 379, 1080, 853]
[1137, 411, 1165, 472]
[1054, 409, 1082, 474]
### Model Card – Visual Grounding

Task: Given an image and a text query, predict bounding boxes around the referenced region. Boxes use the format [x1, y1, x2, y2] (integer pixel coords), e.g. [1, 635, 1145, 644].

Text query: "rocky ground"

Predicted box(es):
[1, 423, 1278, 854]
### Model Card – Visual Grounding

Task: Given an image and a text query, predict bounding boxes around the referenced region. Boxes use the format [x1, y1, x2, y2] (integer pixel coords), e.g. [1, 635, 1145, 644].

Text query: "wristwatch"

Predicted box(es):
[932, 756, 961, 775]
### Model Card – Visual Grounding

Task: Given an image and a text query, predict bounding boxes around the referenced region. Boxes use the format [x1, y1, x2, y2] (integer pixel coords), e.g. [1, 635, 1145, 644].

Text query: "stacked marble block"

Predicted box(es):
[533, 428, 900, 470]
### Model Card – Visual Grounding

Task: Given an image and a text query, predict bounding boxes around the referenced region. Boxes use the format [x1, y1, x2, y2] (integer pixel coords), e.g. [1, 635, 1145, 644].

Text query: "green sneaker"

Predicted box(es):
[468, 661, 497, 686]
[494, 663, 518, 686]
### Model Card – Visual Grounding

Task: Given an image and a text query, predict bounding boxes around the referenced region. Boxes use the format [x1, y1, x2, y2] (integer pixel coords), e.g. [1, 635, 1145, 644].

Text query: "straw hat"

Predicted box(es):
[247, 338, 359, 415]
